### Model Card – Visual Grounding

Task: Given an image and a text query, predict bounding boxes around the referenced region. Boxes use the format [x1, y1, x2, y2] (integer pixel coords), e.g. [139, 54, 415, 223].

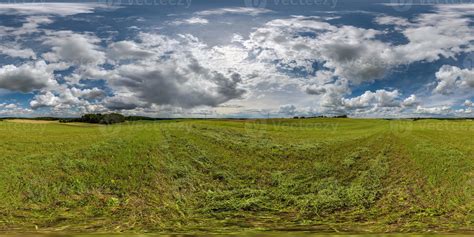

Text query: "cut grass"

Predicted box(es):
[0, 118, 472, 233]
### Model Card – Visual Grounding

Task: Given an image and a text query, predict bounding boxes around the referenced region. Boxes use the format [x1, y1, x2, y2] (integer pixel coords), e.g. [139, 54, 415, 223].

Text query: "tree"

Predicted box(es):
[100, 113, 125, 125]
[79, 113, 126, 125]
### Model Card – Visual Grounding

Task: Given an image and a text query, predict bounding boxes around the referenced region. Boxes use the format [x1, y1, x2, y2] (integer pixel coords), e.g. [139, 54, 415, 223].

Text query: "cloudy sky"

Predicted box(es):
[0, 0, 473, 118]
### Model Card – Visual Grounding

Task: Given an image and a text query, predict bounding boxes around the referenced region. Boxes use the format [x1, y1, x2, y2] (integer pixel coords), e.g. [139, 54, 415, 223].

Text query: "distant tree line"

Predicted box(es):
[58, 114, 178, 125]
[125, 116, 174, 121]
[60, 113, 126, 125]
[293, 115, 348, 119]
[0, 117, 61, 121]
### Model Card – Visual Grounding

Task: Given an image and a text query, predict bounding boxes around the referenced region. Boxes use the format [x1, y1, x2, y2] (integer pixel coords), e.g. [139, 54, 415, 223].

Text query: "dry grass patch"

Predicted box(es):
[4, 119, 59, 124]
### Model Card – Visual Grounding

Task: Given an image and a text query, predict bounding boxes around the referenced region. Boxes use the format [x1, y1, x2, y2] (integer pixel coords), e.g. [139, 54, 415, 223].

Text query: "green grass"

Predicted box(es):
[0, 118, 472, 233]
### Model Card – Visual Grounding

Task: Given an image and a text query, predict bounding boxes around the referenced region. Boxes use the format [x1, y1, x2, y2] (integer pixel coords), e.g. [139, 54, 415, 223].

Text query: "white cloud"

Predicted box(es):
[30, 88, 88, 111]
[30, 91, 61, 109]
[107, 41, 154, 61]
[455, 107, 473, 115]
[242, 16, 395, 85]
[38, 31, 109, 84]
[228, 7, 474, 116]
[279, 104, 297, 116]
[103, 95, 147, 111]
[464, 99, 473, 107]
[41, 31, 106, 66]
[2, 3, 472, 117]
[4, 103, 17, 109]
[0, 44, 36, 59]
[343, 90, 401, 109]
[374, 15, 410, 26]
[244, 8, 473, 87]
[0, 15, 55, 38]
[171, 17, 209, 25]
[308, 79, 349, 109]
[70, 87, 106, 100]
[196, 7, 273, 16]
[108, 59, 246, 109]
[0, 103, 32, 116]
[415, 105, 452, 115]
[98, 32, 252, 110]
[392, 4, 474, 62]
[433, 65, 474, 95]
[0, 61, 57, 93]
[0, 3, 104, 16]
[402, 94, 419, 107]
[0, 16, 49, 59]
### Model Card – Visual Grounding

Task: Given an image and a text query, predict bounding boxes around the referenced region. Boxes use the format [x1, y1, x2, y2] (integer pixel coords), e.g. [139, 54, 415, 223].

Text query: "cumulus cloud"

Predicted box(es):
[402, 94, 419, 107]
[415, 105, 452, 115]
[229, 6, 473, 116]
[433, 65, 474, 95]
[38, 31, 108, 84]
[109, 59, 245, 108]
[309, 79, 349, 109]
[2, 3, 472, 117]
[242, 16, 395, 85]
[279, 104, 297, 116]
[4, 103, 17, 109]
[94, 32, 248, 110]
[464, 99, 473, 107]
[30, 91, 61, 109]
[374, 15, 410, 26]
[107, 41, 155, 61]
[196, 7, 273, 16]
[343, 90, 401, 109]
[305, 71, 337, 95]
[242, 4, 473, 90]
[0, 103, 32, 116]
[0, 3, 104, 16]
[171, 17, 209, 25]
[306, 86, 327, 95]
[392, 5, 474, 62]
[103, 95, 146, 111]
[71, 87, 106, 100]
[0, 61, 56, 93]
[0, 45, 36, 59]
[42, 31, 106, 66]
[30, 88, 86, 110]
[305, 88, 423, 118]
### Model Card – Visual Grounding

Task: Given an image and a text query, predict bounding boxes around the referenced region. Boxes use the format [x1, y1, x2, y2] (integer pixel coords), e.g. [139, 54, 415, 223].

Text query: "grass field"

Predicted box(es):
[0, 118, 472, 234]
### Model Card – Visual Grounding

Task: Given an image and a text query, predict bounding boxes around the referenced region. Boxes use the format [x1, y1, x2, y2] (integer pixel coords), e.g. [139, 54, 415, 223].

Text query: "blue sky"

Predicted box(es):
[0, 0, 473, 118]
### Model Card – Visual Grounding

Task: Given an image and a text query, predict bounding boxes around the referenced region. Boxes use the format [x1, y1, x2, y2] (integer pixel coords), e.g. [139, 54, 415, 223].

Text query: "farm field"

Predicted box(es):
[0, 118, 472, 234]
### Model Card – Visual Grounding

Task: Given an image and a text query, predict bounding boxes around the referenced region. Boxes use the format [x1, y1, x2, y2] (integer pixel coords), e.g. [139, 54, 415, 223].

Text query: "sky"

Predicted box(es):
[0, 0, 473, 118]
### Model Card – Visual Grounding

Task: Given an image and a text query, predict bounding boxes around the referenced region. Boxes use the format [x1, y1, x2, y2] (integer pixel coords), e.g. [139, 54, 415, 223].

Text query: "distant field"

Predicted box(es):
[0, 119, 472, 233]
[4, 119, 59, 124]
